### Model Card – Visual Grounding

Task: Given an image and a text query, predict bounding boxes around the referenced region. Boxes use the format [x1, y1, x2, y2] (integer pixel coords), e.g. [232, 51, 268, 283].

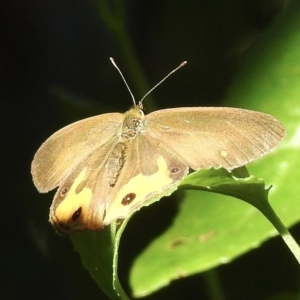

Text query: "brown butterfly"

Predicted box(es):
[31, 59, 285, 234]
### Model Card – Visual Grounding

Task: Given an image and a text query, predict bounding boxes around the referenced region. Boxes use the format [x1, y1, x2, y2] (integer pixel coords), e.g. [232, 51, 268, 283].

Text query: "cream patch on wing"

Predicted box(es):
[220, 150, 228, 157]
[52, 169, 93, 225]
[103, 156, 174, 224]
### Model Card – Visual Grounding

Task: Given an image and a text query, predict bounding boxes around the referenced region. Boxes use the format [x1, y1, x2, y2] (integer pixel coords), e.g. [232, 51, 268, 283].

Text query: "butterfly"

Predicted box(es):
[31, 59, 285, 234]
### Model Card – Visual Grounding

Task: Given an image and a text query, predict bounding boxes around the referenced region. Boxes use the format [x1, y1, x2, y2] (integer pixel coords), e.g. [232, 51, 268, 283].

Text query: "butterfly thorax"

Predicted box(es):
[121, 106, 145, 139]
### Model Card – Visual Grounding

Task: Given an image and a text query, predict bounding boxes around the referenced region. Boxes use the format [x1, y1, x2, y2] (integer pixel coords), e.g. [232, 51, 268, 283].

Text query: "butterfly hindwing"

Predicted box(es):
[49, 136, 123, 233]
[103, 134, 189, 225]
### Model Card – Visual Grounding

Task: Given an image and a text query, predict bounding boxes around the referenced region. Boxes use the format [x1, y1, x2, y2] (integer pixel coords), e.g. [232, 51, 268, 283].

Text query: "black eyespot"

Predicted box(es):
[121, 193, 136, 205]
[60, 187, 69, 197]
[71, 207, 82, 221]
[171, 167, 181, 173]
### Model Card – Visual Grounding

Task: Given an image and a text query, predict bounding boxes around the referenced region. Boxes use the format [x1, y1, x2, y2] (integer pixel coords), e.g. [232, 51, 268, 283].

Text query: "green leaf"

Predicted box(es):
[70, 221, 131, 300]
[70, 187, 179, 300]
[129, 167, 290, 297]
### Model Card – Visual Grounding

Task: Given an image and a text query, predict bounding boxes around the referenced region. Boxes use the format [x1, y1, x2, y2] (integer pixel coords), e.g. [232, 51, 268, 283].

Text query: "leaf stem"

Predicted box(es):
[203, 269, 226, 300]
[251, 196, 300, 264]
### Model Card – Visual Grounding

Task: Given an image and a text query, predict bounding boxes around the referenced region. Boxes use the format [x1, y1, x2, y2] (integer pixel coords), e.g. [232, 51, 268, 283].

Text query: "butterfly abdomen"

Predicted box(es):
[107, 142, 126, 187]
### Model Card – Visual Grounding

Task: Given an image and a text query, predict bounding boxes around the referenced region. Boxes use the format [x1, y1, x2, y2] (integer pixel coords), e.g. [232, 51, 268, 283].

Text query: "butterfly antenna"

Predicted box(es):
[140, 61, 187, 104]
[110, 57, 136, 106]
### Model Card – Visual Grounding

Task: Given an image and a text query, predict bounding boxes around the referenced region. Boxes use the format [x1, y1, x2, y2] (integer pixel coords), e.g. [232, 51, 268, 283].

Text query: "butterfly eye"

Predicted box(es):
[121, 193, 136, 205]
[71, 207, 82, 221]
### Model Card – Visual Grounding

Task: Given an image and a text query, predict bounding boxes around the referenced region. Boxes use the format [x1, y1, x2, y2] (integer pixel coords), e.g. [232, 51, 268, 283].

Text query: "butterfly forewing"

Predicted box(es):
[31, 113, 124, 192]
[146, 107, 285, 170]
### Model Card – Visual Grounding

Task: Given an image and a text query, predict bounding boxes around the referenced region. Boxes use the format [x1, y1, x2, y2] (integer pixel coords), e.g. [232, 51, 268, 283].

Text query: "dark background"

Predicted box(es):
[1, 1, 299, 299]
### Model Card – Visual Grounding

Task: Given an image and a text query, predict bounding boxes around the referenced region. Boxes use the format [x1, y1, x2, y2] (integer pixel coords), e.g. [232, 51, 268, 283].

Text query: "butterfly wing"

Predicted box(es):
[49, 137, 120, 233]
[32, 106, 285, 233]
[31, 113, 124, 192]
[146, 107, 285, 170]
[50, 131, 189, 231]
[103, 133, 189, 225]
